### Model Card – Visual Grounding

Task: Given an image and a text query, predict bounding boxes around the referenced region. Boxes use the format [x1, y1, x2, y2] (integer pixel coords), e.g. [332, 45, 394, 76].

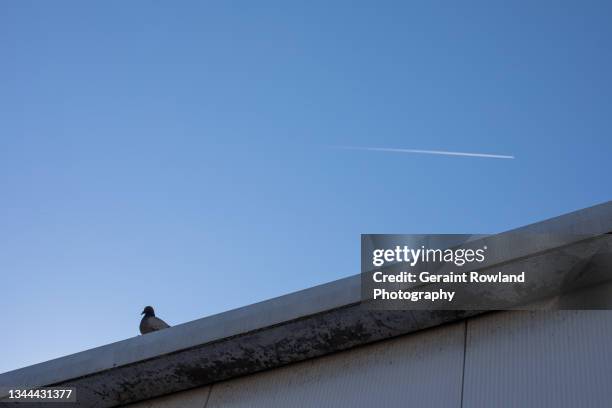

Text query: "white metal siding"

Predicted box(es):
[126, 387, 211, 408]
[463, 311, 612, 408]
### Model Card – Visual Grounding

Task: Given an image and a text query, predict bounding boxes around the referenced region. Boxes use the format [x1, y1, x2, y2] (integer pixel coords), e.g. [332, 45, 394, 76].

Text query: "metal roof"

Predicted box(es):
[1, 201, 610, 407]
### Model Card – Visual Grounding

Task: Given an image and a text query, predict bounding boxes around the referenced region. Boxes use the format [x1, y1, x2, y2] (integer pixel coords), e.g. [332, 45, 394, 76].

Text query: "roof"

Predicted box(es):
[1, 201, 611, 407]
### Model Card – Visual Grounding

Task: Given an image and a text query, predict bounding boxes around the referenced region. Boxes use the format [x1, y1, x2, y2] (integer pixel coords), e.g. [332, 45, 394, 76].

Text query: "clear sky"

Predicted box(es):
[1, 1, 611, 373]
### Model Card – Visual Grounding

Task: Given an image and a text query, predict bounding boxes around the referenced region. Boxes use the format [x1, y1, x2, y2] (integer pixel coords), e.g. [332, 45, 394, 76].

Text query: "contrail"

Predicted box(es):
[331, 146, 515, 159]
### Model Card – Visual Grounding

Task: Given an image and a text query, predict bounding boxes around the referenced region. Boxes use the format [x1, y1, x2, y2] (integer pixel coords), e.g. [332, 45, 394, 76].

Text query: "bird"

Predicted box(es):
[139, 306, 170, 334]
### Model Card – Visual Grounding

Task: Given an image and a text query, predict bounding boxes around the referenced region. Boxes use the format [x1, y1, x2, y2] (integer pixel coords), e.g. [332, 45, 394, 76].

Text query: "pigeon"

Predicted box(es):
[139, 306, 170, 334]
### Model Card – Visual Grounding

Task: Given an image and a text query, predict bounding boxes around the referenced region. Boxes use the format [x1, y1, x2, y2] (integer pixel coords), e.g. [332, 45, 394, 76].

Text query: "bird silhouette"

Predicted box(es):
[140, 306, 170, 334]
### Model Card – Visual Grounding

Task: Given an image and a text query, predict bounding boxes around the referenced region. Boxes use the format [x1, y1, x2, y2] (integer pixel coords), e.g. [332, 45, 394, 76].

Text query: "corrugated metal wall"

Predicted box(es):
[463, 311, 612, 408]
[127, 311, 612, 408]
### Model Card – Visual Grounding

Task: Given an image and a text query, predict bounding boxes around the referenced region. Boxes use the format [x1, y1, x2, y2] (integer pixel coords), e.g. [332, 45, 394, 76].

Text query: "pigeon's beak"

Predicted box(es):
[141, 310, 145, 315]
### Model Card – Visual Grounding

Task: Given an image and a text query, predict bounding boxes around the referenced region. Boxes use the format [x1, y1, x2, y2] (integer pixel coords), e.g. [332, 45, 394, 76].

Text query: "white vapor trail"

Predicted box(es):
[332, 146, 515, 159]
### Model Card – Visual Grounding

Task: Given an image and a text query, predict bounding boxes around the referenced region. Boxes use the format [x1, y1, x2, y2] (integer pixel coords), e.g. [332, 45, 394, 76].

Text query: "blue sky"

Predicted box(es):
[1, 1, 611, 373]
